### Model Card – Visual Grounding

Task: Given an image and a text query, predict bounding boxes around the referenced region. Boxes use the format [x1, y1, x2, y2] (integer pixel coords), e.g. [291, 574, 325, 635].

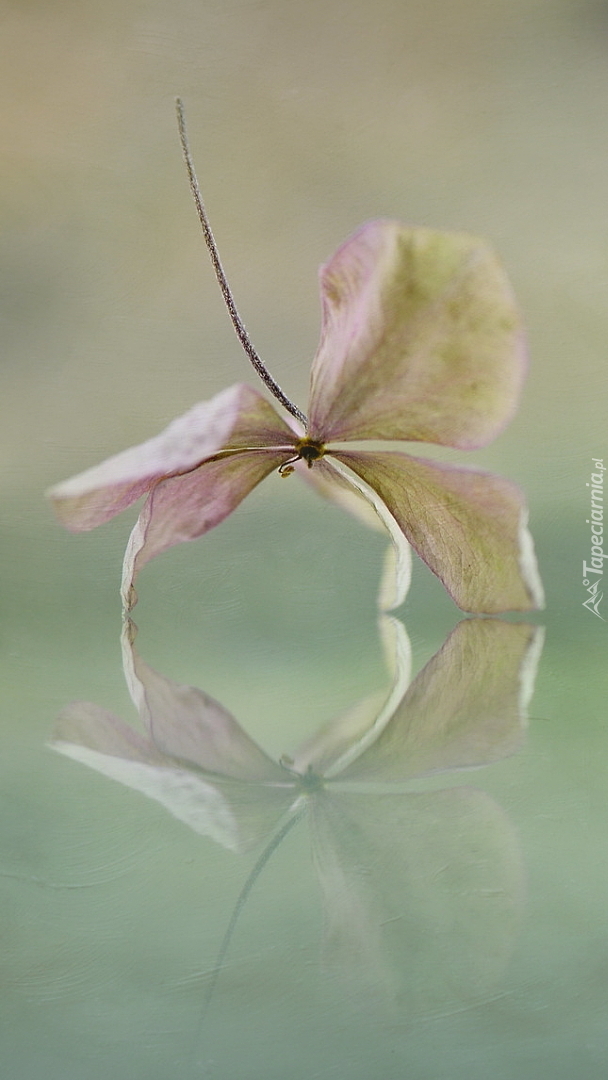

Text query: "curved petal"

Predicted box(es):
[334, 619, 544, 784]
[51, 708, 290, 854]
[292, 616, 412, 777]
[332, 450, 544, 613]
[295, 457, 412, 611]
[307, 220, 525, 447]
[121, 448, 292, 609]
[120, 621, 288, 783]
[309, 786, 524, 1010]
[47, 383, 296, 531]
[52, 700, 169, 766]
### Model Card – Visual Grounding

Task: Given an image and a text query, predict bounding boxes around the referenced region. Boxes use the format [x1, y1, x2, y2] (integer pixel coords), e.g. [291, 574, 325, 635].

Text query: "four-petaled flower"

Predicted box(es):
[48, 220, 543, 613]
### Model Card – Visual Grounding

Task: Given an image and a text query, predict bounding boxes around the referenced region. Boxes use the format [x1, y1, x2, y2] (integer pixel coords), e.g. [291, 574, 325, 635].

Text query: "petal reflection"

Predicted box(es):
[52, 615, 543, 1008]
[310, 787, 523, 1010]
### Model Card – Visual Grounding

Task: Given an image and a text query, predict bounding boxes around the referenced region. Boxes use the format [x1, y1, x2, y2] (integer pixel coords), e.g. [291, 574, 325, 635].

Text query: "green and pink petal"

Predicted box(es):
[307, 220, 526, 448]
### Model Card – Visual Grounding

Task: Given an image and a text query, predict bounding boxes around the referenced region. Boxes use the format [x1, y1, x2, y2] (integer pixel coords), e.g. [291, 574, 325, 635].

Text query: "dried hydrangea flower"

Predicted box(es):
[48, 102, 543, 615]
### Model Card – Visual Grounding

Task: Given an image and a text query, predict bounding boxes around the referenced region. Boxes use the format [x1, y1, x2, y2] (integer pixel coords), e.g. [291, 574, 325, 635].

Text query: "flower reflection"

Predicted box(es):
[52, 616, 543, 1012]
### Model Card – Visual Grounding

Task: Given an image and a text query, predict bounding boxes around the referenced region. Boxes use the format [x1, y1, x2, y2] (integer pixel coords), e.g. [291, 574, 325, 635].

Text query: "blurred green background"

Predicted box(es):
[2, 0, 608, 1076]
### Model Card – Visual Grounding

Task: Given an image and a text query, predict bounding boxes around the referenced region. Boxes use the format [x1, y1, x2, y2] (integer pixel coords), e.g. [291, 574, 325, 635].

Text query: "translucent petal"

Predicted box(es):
[333, 619, 544, 783]
[307, 221, 525, 447]
[296, 456, 412, 611]
[121, 448, 292, 610]
[120, 621, 288, 783]
[48, 383, 296, 531]
[332, 450, 544, 613]
[309, 787, 523, 1010]
[52, 716, 290, 854]
[50, 626, 294, 851]
[292, 616, 412, 776]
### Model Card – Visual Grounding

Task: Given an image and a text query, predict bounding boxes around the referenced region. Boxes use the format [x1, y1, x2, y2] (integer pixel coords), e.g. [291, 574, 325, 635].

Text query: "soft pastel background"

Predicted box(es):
[2, 0, 607, 1077]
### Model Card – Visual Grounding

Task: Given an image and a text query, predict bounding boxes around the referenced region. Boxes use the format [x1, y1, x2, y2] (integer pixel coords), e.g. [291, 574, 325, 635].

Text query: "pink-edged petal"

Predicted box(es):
[50, 627, 294, 850]
[50, 704, 291, 853]
[121, 448, 292, 609]
[120, 620, 288, 783]
[307, 220, 525, 447]
[52, 700, 170, 766]
[47, 383, 296, 532]
[332, 450, 544, 613]
[295, 457, 412, 611]
[333, 619, 544, 784]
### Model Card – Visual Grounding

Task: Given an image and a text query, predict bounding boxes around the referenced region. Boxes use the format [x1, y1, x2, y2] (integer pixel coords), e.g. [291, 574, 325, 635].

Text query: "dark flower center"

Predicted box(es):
[296, 765, 325, 792]
[279, 756, 325, 791]
[279, 438, 326, 477]
[296, 438, 325, 465]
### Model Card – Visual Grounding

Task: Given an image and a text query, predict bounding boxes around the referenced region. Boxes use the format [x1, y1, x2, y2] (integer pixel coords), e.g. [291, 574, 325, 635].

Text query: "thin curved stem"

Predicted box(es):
[200, 808, 304, 1022]
[176, 99, 308, 429]
[191, 806, 304, 1069]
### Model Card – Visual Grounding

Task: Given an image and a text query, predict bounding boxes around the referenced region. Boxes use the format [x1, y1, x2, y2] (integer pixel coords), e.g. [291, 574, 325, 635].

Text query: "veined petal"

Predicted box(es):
[51, 627, 293, 850]
[307, 220, 525, 447]
[121, 449, 291, 610]
[296, 457, 412, 611]
[332, 450, 544, 614]
[47, 383, 296, 532]
[51, 705, 289, 853]
[334, 619, 543, 784]
[51, 703, 246, 847]
[120, 621, 288, 783]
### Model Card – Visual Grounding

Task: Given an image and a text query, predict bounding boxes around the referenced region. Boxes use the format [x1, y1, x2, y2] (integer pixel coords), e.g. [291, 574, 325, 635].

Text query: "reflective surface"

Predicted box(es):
[3, 0, 608, 1076]
[4, 504, 606, 1078]
[51, 616, 541, 1026]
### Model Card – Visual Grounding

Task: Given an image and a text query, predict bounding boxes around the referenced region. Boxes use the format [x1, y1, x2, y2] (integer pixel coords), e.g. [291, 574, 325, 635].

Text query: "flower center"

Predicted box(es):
[278, 438, 326, 477]
[297, 438, 325, 465]
[279, 756, 325, 791]
[296, 765, 325, 793]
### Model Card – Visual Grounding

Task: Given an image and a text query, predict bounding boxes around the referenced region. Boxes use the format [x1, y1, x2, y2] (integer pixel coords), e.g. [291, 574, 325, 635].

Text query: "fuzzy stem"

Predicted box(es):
[176, 99, 308, 428]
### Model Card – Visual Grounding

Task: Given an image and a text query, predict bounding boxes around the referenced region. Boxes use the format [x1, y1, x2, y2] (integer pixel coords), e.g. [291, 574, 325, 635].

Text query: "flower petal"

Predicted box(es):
[332, 450, 544, 613]
[47, 383, 296, 531]
[51, 709, 289, 853]
[307, 220, 525, 447]
[52, 700, 170, 766]
[296, 457, 412, 610]
[309, 787, 523, 1009]
[120, 621, 288, 783]
[121, 448, 292, 609]
[291, 615, 412, 776]
[332, 619, 543, 784]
